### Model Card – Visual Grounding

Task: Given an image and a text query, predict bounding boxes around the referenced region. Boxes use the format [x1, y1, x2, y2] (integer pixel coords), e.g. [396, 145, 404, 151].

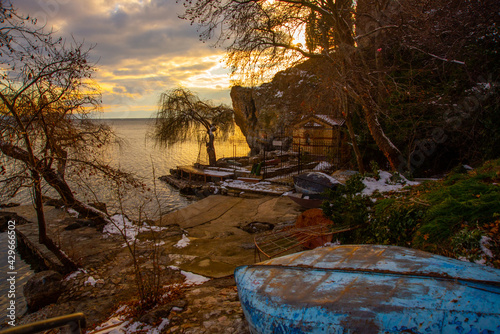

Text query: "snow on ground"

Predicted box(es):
[103, 214, 167, 242]
[89, 305, 170, 334]
[173, 234, 190, 249]
[168, 266, 211, 286]
[64, 269, 87, 281]
[180, 270, 211, 285]
[67, 208, 79, 218]
[221, 179, 291, 195]
[361, 171, 419, 196]
[84, 276, 104, 287]
[314, 161, 333, 171]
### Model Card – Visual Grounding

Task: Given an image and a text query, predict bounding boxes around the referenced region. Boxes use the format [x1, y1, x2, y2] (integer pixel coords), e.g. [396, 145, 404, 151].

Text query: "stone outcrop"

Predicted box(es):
[23, 270, 64, 311]
[230, 59, 343, 154]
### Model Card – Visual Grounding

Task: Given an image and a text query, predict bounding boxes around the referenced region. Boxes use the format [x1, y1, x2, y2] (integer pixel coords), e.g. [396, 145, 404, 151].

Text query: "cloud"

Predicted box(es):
[15, 0, 232, 118]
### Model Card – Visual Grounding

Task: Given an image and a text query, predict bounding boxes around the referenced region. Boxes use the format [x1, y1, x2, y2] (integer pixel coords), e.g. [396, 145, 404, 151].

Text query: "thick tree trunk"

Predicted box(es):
[362, 106, 401, 171]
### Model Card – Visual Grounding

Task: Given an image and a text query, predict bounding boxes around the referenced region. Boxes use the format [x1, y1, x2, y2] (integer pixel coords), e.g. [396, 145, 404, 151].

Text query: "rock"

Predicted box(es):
[230, 58, 343, 153]
[295, 208, 333, 228]
[64, 218, 100, 230]
[295, 208, 334, 248]
[43, 197, 65, 208]
[24, 271, 64, 310]
[139, 299, 188, 325]
[0, 202, 20, 208]
[240, 221, 274, 234]
[0, 212, 31, 232]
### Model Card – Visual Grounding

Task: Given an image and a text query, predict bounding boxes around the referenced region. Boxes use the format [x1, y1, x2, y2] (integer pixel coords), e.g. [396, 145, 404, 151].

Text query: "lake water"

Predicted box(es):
[0, 118, 250, 323]
[4, 118, 251, 218]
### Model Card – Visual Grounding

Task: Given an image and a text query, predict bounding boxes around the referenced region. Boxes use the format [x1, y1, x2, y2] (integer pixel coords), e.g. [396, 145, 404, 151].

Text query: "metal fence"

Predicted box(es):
[260, 139, 349, 184]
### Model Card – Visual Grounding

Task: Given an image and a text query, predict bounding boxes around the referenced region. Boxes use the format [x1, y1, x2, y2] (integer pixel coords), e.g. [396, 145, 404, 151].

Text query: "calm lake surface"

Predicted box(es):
[0, 118, 250, 321]
[4, 118, 251, 217]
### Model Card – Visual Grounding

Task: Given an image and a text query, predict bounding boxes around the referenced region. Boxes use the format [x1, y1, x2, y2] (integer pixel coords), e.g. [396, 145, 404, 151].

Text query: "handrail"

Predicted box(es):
[0, 313, 86, 334]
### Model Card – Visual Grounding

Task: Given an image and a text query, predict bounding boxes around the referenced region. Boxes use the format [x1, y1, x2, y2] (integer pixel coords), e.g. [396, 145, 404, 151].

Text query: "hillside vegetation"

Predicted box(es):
[323, 159, 500, 268]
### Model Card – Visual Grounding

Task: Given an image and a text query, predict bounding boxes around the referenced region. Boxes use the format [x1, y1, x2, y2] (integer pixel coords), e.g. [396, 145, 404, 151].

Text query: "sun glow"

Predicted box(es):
[291, 25, 308, 49]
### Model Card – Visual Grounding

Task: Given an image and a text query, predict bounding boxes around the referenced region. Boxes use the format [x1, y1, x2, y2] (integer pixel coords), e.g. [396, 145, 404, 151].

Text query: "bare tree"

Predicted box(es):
[152, 88, 234, 166]
[0, 3, 136, 270]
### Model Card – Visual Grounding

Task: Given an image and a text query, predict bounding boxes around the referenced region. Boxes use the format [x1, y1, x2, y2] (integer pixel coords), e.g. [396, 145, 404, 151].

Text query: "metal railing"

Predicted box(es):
[0, 313, 86, 334]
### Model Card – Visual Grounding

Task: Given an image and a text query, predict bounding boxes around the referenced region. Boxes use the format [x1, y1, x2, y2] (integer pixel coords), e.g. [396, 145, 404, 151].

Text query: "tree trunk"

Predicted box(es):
[344, 112, 365, 174]
[32, 160, 79, 272]
[362, 106, 401, 171]
[206, 129, 217, 166]
[0, 140, 109, 223]
[32, 172, 47, 245]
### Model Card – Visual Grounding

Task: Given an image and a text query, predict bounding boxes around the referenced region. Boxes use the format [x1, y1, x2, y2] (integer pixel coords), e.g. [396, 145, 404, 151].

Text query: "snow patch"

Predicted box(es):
[314, 161, 333, 171]
[91, 305, 169, 334]
[103, 214, 167, 241]
[174, 234, 190, 249]
[167, 266, 211, 286]
[64, 269, 86, 281]
[361, 171, 419, 196]
[180, 270, 211, 286]
[480, 236, 494, 259]
[67, 208, 79, 218]
[85, 276, 96, 286]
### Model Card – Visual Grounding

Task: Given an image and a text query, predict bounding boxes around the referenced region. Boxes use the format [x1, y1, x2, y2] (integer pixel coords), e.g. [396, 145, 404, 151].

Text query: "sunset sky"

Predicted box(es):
[15, 0, 232, 118]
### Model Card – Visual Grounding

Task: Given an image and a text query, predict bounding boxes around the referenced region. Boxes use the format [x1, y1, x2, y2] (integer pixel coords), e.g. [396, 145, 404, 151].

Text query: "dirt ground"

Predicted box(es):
[2, 194, 304, 332]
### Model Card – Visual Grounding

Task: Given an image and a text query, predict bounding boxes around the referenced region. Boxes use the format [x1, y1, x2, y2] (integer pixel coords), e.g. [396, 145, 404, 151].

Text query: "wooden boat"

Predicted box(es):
[235, 245, 500, 334]
[293, 172, 342, 195]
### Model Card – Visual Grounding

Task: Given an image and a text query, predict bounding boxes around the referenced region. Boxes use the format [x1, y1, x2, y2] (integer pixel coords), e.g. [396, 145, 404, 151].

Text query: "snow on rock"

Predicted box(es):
[174, 234, 190, 249]
[361, 171, 419, 196]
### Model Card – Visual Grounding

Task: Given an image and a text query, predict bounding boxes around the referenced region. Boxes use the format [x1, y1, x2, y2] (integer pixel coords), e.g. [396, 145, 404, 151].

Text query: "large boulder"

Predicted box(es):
[23, 270, 64, 311]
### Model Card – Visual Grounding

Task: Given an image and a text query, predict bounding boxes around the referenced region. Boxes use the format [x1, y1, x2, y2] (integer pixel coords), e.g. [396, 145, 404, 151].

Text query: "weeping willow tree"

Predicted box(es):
[152, 88, 234, 166]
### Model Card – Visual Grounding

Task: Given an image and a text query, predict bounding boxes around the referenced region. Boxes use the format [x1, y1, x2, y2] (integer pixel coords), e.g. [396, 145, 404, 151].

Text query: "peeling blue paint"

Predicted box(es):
[235, 245, 500, 333]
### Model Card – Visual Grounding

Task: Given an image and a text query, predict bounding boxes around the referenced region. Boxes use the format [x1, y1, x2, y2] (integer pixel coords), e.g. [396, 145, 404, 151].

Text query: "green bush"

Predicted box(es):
[367, 199, 426, 246]
[322, 173, 370, 228]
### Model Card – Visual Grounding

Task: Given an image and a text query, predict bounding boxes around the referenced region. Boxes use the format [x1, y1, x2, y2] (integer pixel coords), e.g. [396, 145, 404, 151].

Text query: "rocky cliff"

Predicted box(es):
[230, 59, 342, 154]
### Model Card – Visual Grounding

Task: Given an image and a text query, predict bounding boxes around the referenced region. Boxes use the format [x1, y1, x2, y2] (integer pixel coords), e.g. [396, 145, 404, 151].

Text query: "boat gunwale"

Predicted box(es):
[236, 263, 500, 288]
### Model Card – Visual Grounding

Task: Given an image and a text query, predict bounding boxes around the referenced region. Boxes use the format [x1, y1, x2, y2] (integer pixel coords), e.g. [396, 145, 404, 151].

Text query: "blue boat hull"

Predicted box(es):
[235, 245, 500, 334]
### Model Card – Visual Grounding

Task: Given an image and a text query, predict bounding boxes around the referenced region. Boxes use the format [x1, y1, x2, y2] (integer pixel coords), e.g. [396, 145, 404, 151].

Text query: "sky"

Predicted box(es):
[14, 0, 232, 118]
